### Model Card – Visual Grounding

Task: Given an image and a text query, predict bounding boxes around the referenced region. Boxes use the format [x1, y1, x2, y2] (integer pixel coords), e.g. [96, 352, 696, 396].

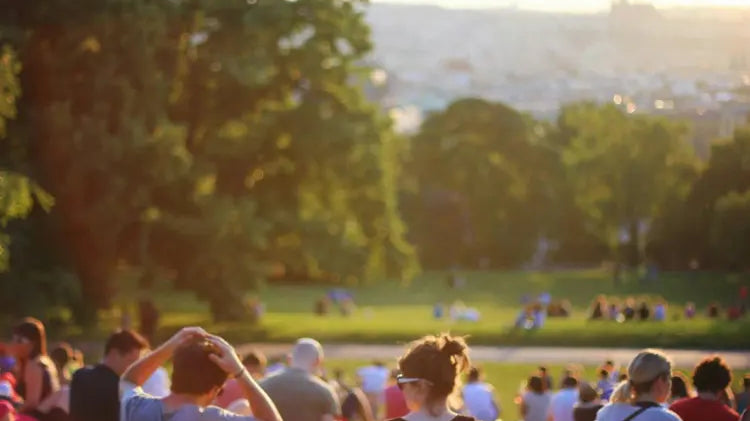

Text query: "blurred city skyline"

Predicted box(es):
[374, 0, 750, 13]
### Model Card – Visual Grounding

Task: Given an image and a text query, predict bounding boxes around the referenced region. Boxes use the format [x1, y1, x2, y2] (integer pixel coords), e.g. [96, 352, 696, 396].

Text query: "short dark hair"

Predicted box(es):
[171, 340, 227, 395]
[528, 376, 544, 394]
[539, 366, 548, 373]
[562, 376, 579, 388]
[50, 343, 73, 369]
[692, 356, 732, 394]
[599, 369, 609, 378]
[105, 330, 149, 355]
[468, 367, 481, 382]
[671, 374, 690, 399]
[242, 350, 267, 369]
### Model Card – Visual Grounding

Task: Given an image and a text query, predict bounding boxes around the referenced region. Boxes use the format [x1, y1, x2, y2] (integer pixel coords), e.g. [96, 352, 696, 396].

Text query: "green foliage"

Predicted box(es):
[0, 0, 418, 322]
[559, 103, 699, 267]
[648, 127, 750, 269]
[710, 190, 750, 270]
[404, 99, 552, 268]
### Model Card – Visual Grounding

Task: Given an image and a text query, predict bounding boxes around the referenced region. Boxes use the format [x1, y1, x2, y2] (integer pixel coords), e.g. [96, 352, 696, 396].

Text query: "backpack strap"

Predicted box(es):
[621, 402, 661, 421]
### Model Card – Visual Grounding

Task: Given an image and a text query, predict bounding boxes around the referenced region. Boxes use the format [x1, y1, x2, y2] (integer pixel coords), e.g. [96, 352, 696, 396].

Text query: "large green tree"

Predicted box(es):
[1, 0, 418, 322]
[649, 126, 750, 269]
[559, 103, 698, 273]
[404, 98, 552, 268]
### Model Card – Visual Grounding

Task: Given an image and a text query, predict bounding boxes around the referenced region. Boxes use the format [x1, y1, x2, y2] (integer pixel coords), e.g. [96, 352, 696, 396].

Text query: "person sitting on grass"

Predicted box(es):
[390, 333, 474, 421]
[736, 375, 750, 415]
[119, 327, 282, 421]
[461, 367, 500, 421]
[573, 382, 602, 421]
[519, 376, 551, 421]
[669, 356, 739, 421]
[596, 349, 681, 421]
[597, 369, 614, 402]
[667, 373, 692, 405]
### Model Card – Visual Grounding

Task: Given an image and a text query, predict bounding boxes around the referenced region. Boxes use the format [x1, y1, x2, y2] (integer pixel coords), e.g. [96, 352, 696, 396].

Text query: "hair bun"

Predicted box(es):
[440, 336, 467, 357]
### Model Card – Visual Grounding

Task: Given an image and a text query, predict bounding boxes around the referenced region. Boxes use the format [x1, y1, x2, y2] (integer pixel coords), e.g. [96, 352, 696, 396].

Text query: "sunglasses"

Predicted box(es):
[396, 374, 432, 390]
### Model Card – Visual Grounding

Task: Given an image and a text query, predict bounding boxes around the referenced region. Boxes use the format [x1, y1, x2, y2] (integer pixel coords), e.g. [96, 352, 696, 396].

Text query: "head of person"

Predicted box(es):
[396, 333, 470, 415]
[599, 369, 609, 380]
[171, 339, 228, 406]
[670, 373, 691, 399]
[625, 349, 673, 403]
[373, 359, 385, 368]
[604, 360, 615, 370]
[290, 338, 324, 374]
[539, 366, 548, 376]
[692, 356, 732, 395]
[10, 318, 47, 360]
[527, 376, 544, 395]
[50, 342, 74, 382]
[562, 375, 579, 389]
[50, 343, 73, 372]
[467, 367, 482, 383]
[242, 349, 267, 379]
[579, 382, 599, 404]
[104, 330, 149, 375]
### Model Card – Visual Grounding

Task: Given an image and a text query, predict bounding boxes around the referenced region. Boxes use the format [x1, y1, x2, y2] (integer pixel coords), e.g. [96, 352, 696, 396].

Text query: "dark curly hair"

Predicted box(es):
[692, 356, 732, 394]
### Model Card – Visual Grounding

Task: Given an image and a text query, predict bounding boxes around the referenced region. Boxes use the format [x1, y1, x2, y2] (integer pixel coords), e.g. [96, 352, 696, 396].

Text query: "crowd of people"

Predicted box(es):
[1, 316, 750, 421]
[588, 293, 749, 323]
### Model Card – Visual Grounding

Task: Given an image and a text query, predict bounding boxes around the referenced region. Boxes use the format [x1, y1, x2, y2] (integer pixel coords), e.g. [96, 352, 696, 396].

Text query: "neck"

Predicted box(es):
[162, 393, 209, 410]
[697, 392, 720, 400]
[290, 362, 314, 374]
[635, 393, 661, 404]
[101, 357, 122, 376]
[415, 401, 453, 419]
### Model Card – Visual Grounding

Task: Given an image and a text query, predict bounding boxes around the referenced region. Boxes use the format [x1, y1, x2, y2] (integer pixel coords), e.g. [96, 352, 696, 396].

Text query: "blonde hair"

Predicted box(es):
[623, 349, 673, 399]
[610, 381, 632, 403]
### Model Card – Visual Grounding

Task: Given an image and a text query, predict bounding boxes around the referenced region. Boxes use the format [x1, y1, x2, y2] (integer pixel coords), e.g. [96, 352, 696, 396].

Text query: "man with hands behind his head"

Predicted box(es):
[119, 327, 282, 421]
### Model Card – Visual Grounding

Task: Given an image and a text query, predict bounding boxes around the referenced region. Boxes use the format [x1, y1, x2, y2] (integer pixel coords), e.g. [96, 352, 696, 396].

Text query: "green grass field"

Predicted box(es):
[61, 269, 750, 349]
[325, 360, 749, 421]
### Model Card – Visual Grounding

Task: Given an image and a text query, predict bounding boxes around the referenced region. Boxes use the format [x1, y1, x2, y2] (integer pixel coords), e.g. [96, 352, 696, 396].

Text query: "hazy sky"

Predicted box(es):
[374, 0, 750, 13]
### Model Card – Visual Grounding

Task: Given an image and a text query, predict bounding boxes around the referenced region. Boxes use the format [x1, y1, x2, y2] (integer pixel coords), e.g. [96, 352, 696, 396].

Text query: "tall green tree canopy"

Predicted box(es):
[0, 0, 418, 322]
[559, 103, 699, 268]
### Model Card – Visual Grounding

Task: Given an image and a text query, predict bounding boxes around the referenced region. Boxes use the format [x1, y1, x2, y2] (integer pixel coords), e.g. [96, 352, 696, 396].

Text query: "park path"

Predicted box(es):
[237, 343, 750, 369]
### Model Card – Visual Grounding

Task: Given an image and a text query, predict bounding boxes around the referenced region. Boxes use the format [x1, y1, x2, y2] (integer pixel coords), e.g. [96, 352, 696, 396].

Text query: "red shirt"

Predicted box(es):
[670, 397, 739, 421]
[384, 385, 409, 419]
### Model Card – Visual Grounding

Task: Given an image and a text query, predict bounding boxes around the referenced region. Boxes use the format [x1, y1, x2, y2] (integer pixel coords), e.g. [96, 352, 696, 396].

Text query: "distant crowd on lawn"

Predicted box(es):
[3, 316, 750, 421]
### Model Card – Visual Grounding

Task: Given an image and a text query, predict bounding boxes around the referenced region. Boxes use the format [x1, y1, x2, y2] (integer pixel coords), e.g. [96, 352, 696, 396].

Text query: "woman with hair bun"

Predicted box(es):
[595, 349, 681, 421]
[388, 333, 474, 421]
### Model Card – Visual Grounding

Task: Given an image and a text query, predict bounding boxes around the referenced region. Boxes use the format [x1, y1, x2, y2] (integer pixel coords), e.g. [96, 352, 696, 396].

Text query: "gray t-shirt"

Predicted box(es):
[120, 381, 255, 421]
[260, 368, 340, 421]
[523, 391, 552, 421]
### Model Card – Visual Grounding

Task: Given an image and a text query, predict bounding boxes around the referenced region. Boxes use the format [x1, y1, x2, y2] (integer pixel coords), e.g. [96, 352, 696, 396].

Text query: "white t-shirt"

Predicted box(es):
[550, 388, 578, 421]
[523, 391, 552, 421]
[462, 382, 498, 421]
[357, 365, 390, 394]
[595, 403, 682, 421]
[142, 367, 171, 398]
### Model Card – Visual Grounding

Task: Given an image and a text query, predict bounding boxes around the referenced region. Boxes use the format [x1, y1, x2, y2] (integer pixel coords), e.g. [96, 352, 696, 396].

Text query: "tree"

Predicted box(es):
[560, 103, 698, 274]
[710, 190, 750, 270]
[650, 126, 750, 269]
[404, 98, 552, 268]
[0, 0, 418, 322]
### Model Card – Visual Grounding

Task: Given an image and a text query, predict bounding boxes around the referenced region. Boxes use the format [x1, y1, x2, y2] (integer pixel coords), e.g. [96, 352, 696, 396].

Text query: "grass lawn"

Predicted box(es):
[57, 269, 750, 349]
[325, 360, 750, 421]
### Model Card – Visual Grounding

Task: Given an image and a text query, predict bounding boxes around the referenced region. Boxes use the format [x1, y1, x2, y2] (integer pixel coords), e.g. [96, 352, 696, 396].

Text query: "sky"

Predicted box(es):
[373, 0, 750, 13]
